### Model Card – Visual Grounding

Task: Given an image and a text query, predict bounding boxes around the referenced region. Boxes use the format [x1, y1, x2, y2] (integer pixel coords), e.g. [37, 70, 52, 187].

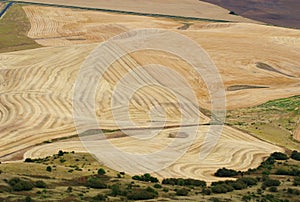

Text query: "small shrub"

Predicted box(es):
[268, 186, 278, 192]
[202, 188, 211, 195]
[262, 179, 281, 187]
[35, 180, 46, 188]
[287, 188, 300, 195]
[153, 183, 162, 189]
[25, 196, 33, 202]
[229, 11, 237, 15]
[97, 168, 106, 175]
[58, 150, 64, 156]
[110, 184, 127, 196]
[67, 186, 72, 192]
[293, 176, 300, 186]
[176, 188, 189, 196]
[46, 166, 52, 172]
[127, 187, 158, 200]
[86, 177, 107, 189]
[211, 184, 233, 194]
[24, 158, 33, 163]
[92, 193, 107, 201]
[237, 177, 258, 186]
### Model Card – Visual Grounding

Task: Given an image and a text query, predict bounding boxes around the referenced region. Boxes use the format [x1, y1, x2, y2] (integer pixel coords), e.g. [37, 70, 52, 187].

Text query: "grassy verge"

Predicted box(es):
[226, 95, 300, 151]
[0, 4, 41, 53]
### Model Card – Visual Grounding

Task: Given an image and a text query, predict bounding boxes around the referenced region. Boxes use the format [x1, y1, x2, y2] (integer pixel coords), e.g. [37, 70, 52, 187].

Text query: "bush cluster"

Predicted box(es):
[262, 179, 281, 188]
[214, 168, 238, 177]
[162, 178, 206, 187]
[210, 177, 257, 194]
[275, 168, 300, 176]
[291, 151, 300, 161]
[8, 178, 34, 191]
[270, 152, 289, 160]
[175, 188, 189, 196]
[132, 173, 159, 183]
[86, 177, 107, 189]
[127, 187, 158, 200]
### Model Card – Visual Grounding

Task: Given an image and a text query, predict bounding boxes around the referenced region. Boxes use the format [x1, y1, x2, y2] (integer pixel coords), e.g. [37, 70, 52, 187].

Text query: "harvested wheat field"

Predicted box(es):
[23, 126, 282, 182]
[23, 6, 300, 109]
[0, 4, 299, 182]
[19, 0, 257, 23]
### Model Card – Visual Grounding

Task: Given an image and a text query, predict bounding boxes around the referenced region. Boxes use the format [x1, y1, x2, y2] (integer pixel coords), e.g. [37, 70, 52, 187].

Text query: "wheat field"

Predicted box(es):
[0, 4, 299, 181]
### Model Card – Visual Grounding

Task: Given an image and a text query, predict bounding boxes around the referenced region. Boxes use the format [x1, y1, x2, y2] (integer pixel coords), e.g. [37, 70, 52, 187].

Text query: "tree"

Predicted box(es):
[97, 168, 106, 175]
[46, 166, 52, 172]
[58, 150, 64, 156]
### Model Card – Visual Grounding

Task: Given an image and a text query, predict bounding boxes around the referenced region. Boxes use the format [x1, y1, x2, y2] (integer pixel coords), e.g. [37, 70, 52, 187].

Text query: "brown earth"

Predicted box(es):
[201, 0, 300, 29]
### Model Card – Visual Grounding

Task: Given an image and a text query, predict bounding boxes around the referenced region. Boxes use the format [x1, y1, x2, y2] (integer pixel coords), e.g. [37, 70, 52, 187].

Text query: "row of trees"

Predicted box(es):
[162, 178, 206, 187]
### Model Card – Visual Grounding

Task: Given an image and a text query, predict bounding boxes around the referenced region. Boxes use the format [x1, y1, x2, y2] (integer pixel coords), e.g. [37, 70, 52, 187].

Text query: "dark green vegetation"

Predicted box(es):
[226, 95, 300, 150]
[132, 173, 159, 183]
[0, 151, 300, 201]
[0, 4, 41, 53]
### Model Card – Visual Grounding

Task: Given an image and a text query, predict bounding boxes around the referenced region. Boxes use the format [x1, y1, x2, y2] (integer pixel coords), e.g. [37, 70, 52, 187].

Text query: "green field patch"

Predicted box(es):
[226, 95, 300, 150]
[0, 4, 41, 53]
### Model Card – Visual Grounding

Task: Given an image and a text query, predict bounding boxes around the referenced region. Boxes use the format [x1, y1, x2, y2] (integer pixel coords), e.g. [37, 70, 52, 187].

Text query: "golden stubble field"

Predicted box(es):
[0, 4, 299, 181]
[18, 0, 258, 23]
